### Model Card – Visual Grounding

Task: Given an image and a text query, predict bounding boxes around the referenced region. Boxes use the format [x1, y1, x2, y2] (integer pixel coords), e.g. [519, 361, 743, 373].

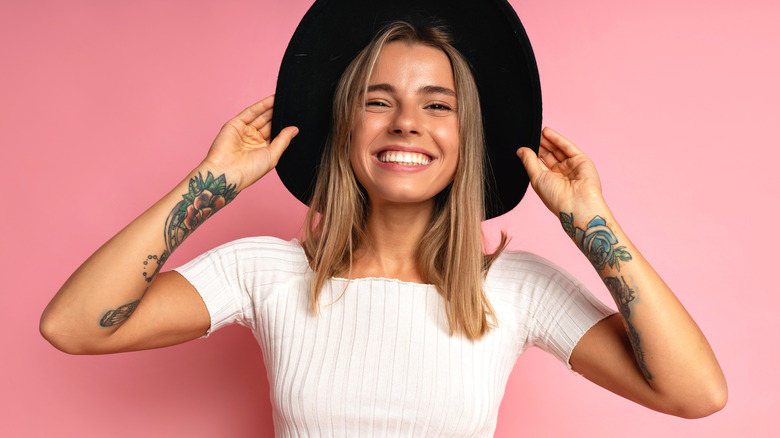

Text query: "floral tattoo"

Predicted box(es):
[560, 212, 631, 271]
[561, 212, 652, 380]
[100, 172, 238, 328]
[164, 171, 239, 253]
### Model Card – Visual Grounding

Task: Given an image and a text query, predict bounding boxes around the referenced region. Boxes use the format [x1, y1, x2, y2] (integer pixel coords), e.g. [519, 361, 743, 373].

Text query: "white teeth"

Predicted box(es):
[378, 151, 432, 165]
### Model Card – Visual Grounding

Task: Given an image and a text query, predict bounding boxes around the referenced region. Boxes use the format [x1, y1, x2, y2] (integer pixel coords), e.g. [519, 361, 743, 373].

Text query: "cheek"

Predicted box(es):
[435, 117, 459, 146]
[349, 116, 375, 155]
[348, 122, 366, 165]
[435, 124, 460, 173]
[348, 133, 371, 185]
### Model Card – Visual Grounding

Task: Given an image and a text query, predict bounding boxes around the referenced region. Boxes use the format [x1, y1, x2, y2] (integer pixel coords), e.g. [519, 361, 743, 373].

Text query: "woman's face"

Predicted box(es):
[349, 41, 459, 210]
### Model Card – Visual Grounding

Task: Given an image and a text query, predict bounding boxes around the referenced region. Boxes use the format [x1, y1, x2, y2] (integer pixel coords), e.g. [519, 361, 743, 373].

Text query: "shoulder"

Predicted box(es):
[220, 235, 305, 257]
[177, 236, 309, 276]
[487, 249, 580, 287]
[200, 235, 304, 257]
[485, 249, 593, 313]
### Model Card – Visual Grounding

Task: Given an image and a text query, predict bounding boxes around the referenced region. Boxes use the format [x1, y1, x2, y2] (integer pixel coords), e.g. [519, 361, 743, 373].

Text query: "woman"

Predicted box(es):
[40, 0, 726, 435]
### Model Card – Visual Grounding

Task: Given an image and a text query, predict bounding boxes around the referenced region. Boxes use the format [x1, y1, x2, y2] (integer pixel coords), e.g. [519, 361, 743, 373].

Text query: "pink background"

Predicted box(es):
[2, 0, 777, 436]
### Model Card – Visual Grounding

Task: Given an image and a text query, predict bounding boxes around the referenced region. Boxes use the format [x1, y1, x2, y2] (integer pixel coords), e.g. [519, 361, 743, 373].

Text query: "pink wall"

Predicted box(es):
[3, 0, 777, 436]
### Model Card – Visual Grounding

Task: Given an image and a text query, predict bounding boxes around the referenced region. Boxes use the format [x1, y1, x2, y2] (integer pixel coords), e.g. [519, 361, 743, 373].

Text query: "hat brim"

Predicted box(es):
[272, 0, 541, 219]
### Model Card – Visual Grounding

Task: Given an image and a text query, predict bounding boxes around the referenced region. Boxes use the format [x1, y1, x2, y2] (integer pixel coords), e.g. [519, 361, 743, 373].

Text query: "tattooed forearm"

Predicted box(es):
[98, 172, 237, 328]
[604, 276, 653, 380]
[561, 212, 653, 380]
[100, 299, 141, 327]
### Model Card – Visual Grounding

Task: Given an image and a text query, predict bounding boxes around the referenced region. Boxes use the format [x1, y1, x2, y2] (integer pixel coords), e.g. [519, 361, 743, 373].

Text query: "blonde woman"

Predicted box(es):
[41, 0, 726, 435]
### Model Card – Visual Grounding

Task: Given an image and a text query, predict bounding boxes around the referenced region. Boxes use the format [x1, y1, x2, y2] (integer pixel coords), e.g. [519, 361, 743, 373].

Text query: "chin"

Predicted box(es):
[367, 191, 438, 209]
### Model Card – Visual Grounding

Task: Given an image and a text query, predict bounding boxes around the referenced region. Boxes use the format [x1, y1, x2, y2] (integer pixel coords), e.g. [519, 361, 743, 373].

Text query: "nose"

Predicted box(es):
[390, 104, 420, 135]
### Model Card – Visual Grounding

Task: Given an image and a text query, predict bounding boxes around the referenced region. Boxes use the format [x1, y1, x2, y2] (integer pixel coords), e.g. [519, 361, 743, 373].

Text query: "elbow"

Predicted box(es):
[689, 384, 728, 419]
[39, 310, 91, 355]
[40, 306, 122, 355]
[39, 313, 73, 354]
[667, 381, 728, 419]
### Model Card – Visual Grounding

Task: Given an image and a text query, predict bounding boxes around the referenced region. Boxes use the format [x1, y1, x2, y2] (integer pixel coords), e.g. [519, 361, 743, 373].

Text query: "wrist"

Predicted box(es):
[196, 157, 246, 191]
[557, 192, 610, 220]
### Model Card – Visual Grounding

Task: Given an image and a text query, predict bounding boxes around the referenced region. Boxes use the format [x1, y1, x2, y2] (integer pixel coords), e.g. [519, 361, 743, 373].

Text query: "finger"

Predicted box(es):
[539, 133, 571, 167]
[246, 107, 274, 132]
[258, 121, 273, 141]
[541, 127, 584, 158]
[251, 104, 275, 128]
[537, 142, 560, 168]
[240, 113, 273, 144]
[246, 108, 273, 140]
[235, 95, 275, 125]
[544, 138, 569, 164]
[516, 147, 547, 182]
[268, 126, 299, 158]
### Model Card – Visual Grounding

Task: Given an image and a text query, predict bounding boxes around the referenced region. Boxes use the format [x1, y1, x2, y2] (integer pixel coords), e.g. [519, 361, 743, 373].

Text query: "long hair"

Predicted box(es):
[301, 21, 506, 340]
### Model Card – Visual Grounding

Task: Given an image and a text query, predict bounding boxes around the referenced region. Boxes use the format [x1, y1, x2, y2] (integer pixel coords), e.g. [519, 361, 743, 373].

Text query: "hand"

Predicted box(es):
[517, 127, 604, 214]
[202, 95, 299, 191]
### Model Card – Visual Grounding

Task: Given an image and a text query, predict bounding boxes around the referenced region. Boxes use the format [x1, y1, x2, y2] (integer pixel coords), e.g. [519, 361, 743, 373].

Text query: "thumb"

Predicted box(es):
[516, 147, 544, 182]
[268, 126, 299, 158]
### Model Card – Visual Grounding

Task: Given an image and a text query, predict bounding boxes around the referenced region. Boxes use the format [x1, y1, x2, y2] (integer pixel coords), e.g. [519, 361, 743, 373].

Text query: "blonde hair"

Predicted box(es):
[302, 22, 506, 340]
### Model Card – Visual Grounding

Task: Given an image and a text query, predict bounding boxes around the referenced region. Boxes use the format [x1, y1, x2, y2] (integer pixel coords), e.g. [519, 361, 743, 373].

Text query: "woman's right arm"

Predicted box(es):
[40, 96, 298, 354]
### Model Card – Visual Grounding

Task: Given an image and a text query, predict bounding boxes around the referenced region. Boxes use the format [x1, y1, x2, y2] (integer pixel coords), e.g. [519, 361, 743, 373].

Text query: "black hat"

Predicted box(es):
[272, 0, 541, 219]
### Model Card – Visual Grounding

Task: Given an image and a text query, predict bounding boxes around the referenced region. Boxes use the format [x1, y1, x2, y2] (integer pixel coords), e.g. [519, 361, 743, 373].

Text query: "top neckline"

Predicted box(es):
[329, 275, 435, 287]
[291, 238, 435, 287]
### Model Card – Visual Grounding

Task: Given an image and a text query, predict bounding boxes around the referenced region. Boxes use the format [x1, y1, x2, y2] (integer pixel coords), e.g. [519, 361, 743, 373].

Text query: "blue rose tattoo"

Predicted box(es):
[560, 213, 632, 271]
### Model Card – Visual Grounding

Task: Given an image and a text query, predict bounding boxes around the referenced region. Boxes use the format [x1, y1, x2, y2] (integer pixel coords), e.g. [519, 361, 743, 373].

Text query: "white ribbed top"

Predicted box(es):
[175, 237, 613, 437]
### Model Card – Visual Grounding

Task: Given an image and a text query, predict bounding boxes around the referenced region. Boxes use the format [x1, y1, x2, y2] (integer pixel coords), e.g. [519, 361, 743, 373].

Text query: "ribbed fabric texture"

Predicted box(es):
[175, 237, 614, 437]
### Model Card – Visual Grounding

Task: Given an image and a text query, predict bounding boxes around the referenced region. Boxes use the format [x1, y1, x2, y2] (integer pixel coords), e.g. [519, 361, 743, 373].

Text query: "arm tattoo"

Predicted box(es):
[561, 212, 653, 380]
[142, 252, 168, 283]
[560, 212, 632, 271]
[100, 298, 141, 327]
[604, 276, 653, 380]
[164, 171, 239, 255]
[100, 172, 238, 328]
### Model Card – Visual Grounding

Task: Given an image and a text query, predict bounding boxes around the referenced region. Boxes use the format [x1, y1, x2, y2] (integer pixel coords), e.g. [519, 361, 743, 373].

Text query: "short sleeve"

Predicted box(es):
[486, 250, 616, 370]
[173, 236, 309, 336]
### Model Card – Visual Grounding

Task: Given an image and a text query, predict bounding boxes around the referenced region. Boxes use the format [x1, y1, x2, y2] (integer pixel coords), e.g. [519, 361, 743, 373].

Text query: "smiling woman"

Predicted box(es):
[303, 23, 498, 335]
[39, 0, 726, 435]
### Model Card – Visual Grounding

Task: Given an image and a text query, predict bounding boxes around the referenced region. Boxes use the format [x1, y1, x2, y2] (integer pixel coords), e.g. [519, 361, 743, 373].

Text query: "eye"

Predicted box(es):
[426, 103, 453, 111]
[363, 96, 391, 108]
[362, 99, 392, 112]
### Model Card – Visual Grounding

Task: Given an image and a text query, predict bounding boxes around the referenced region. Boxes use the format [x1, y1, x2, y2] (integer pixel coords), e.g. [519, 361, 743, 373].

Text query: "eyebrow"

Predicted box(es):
[367, 83, 456, 97]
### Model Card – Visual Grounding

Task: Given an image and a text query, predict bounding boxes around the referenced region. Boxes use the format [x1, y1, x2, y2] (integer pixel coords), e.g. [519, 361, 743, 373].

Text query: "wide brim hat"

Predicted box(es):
[272, 0, 541, 219]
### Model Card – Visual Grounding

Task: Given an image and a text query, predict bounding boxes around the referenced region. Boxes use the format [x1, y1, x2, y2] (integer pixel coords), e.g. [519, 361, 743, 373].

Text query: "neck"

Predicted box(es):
[350, 199, 434, 283]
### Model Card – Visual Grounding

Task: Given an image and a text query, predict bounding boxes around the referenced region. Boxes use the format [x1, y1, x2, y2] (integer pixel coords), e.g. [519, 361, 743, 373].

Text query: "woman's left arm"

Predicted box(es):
[518, 128, 727, 418]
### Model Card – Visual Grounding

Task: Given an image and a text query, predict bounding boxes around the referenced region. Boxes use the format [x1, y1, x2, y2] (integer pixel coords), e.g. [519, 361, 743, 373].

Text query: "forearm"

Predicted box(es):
[40, 163, 238, 352]
[562, 198, 726, 410]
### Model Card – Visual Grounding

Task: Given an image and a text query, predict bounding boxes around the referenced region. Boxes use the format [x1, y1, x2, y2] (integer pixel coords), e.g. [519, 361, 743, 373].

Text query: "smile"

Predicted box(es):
[377, 151, 432, 166]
